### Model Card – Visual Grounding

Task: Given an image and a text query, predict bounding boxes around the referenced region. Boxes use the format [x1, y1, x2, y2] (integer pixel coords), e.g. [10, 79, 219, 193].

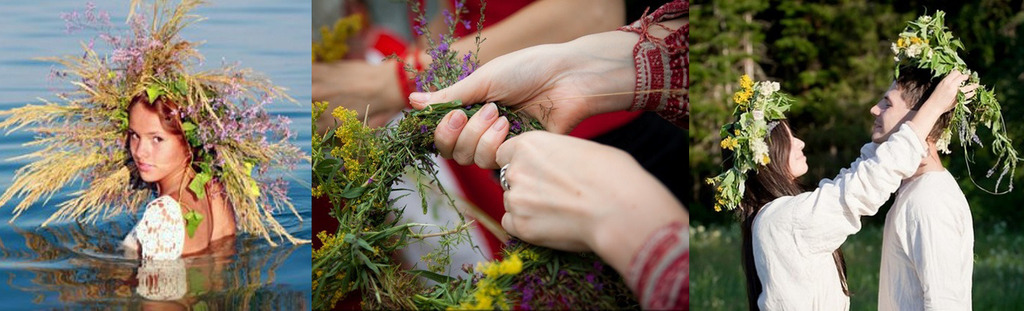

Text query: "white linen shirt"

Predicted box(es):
[879, 170, 973, 311]
[752, 123, 926, 310]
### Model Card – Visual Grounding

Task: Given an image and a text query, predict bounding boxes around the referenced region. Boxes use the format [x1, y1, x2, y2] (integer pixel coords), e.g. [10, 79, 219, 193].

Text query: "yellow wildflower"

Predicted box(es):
[897, 37, 906, 48]
[733, 90, 750, 105]
[498, 254, 523, 275]
[739, 74, 754, 91]
[762, 154, 771, 165]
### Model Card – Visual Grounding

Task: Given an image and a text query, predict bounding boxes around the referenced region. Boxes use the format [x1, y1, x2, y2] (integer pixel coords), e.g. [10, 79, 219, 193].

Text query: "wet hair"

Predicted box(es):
[734, 120, 850, 310]
[896, 65, 952, 142]
[124, 93, 195, 189]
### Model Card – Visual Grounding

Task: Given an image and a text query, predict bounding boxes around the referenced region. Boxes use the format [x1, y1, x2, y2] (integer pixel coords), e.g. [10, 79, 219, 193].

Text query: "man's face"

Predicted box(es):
[870, 83, 915, 143]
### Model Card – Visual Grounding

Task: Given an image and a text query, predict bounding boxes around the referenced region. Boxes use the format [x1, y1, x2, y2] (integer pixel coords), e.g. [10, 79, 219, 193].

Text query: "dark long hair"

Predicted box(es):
[735, 120, 850, 310]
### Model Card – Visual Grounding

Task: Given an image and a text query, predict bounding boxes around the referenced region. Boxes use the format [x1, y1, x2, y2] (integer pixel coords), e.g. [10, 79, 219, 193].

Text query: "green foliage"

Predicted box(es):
[691, 223, 1024, 310]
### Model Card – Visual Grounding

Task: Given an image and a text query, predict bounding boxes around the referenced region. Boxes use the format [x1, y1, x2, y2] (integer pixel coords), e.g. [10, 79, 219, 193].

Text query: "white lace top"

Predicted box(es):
[123, 195, 185, 260]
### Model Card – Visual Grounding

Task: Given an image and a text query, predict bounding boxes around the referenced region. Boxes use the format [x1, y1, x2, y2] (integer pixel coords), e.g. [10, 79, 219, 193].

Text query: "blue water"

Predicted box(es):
[0, 1, 311, 310]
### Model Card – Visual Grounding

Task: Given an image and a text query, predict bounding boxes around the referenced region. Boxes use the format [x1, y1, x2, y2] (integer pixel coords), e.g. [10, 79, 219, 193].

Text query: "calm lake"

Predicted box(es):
[0, 1, 312, 309]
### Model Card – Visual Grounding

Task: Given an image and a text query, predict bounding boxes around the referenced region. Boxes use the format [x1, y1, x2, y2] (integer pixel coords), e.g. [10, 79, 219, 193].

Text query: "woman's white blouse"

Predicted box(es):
[123, 195, 185, 260]
[752, 123, 926, 310]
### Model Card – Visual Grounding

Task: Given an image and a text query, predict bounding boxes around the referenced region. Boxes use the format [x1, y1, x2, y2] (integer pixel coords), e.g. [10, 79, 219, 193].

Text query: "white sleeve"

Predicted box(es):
[906, 199, 973, 310]
[788, 123, 926, 256]
[134, 196, 185, 260]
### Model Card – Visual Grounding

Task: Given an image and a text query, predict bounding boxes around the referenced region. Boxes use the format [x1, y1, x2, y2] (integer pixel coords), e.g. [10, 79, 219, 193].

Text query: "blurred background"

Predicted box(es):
[689, 0, 1024, 309]
[0, 1, 311, 309]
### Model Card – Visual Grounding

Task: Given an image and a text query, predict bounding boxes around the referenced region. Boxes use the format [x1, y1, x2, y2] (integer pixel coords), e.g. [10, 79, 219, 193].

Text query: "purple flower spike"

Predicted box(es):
[462, 20, 471, 30]
[420, 125, 428, 133]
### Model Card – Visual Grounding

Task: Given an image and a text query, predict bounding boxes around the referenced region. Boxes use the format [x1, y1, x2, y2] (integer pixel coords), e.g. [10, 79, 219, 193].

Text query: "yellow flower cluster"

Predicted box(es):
[896, 36, 926, 48]
[733, 75, 755, 106]
[312, 233, 352, 310]
[332, 107, 384, 185]
[451, 254, 525, 310]
[313, 230, 343, 260]
[720, 136, 740, 150]
[313, 14, 362, 62]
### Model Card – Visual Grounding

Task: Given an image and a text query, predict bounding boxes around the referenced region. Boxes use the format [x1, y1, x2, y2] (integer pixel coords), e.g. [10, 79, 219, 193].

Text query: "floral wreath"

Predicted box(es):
[0, 0, 306, 245]
[705, 75, 793, 212]
[892, 11, 1019, 193]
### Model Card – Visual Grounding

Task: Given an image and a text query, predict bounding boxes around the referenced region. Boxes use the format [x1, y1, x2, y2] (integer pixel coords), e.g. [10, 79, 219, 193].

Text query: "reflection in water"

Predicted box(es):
[0, 223, 306, 310]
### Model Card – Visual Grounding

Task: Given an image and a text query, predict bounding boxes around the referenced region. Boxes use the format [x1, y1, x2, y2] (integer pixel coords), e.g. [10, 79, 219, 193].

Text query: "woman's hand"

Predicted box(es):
[908, 70, 979, 143]
[495, 131, 686, 274]
[312, 59, 405, 129]
[411, 31, 639, 169]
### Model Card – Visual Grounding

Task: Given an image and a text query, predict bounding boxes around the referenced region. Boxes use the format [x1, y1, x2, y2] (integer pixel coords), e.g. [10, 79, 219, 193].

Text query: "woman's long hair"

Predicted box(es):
[734, 120, 849, 310]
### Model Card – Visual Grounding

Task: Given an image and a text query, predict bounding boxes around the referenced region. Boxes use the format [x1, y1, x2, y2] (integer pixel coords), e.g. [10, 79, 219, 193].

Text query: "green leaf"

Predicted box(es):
[146, 85, 162, 103]
[181, 121, 200, 147]
[184, 209, 204, 238]
[339, 185, 367, 199]
[189, 170, 213, 199]
[173, 78, 188, 95]
[409, 269, 456, 284]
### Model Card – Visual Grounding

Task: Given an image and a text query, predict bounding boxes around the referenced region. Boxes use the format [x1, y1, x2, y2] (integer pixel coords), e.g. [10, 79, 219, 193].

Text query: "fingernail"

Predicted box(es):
[409, 92, 430, 104]
[448, 110, 466, 129]
[479, 103, 497, 120]
[491, 116, 508, 131]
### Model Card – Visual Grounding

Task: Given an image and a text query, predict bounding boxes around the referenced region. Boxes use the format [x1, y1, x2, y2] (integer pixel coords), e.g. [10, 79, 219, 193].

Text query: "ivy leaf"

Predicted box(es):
[245, 162, 260, 197]
[184, 209, 204, 238]
[189, 170, 213, 199]
[181, 121, 200, 147]
[173, 78, 188, 96]
[146, 84, 162, 103]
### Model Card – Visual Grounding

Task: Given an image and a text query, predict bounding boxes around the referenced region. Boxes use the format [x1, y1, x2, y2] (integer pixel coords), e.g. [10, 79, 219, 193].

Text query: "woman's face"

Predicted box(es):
[128, 103, 190, 183]
[787, 127, 808, 179]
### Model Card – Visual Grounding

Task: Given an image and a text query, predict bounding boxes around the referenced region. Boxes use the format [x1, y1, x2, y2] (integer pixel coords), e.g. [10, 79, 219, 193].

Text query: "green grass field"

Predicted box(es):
[691, 222, 1024, 310]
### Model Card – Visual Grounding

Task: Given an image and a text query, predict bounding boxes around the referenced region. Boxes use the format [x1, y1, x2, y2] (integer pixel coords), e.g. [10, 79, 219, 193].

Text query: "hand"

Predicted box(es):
[312, 59, 405, 129]
[495, 131, 685, 273]
[410, 31, 639, 168]
[921, 70, 977, 114]
[907, 70, 979, 144]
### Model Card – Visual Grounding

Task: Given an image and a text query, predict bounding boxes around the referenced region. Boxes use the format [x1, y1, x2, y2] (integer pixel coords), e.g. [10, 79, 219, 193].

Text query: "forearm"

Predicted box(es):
[588, 164, 687, 278]
[416, 0, 625, 67]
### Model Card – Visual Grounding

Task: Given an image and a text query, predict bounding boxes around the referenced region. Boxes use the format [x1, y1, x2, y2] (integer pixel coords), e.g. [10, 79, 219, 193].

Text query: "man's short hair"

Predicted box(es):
[896, 66, 953, 142]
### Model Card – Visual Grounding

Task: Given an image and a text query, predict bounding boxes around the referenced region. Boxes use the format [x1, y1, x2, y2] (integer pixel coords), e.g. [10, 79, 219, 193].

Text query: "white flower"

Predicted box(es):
[891, 42, 899, 54]
[756, 81, 780, 97]
[752, 109, 764, 121]
[906, 44, 923, 58]
[751, 139, 770, 165]
[920, 15, 932, 23]
[936, 128, 952, 154]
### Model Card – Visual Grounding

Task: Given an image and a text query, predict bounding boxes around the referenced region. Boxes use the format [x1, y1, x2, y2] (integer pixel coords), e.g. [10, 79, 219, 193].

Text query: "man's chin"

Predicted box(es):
[870, 134, 887, 144]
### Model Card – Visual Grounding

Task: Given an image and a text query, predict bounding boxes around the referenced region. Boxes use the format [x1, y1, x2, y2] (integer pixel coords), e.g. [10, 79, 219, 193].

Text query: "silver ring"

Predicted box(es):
[500, 164, 510, 191]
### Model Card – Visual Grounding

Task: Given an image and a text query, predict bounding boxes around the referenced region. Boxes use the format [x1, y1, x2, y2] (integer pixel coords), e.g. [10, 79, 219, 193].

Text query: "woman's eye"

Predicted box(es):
[130, 133, 140, 140]
[153, 136, 164, 143]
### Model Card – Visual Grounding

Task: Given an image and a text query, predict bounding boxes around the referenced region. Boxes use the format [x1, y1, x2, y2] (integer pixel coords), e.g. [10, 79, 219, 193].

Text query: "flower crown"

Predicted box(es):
[705, 75, 793, 212]
[892, 11, 1019, 193]
[0, 0, 306, 244]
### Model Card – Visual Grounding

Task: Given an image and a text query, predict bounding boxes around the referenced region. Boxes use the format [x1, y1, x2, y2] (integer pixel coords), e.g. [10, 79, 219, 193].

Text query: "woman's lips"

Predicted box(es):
[137, 163, 155, 172]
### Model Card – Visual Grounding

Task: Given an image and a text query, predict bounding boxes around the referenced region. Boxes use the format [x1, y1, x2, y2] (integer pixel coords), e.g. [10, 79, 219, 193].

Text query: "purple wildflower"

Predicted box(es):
[442, 10, 454, 27]
[462, 20, 471, 30]
[420, 125, 428, 133]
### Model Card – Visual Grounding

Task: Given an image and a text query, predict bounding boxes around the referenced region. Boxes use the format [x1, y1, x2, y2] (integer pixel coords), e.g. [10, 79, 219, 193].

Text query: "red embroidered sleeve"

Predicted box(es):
[618, 0, 689, 129]
[628, 221, 689, 310]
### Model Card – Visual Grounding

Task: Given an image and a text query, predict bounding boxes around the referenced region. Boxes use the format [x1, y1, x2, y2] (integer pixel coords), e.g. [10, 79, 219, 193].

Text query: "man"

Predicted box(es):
[870, 67, 975, 310]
